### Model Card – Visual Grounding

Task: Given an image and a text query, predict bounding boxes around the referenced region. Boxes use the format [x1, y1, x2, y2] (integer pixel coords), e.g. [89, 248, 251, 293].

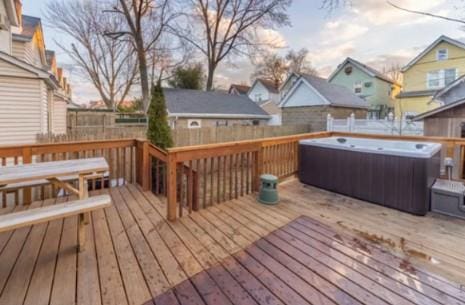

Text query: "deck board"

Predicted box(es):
[0, 179, 464, 305]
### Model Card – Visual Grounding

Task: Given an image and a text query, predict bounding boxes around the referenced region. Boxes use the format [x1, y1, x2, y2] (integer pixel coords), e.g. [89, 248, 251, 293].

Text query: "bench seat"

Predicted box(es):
[0, 172, 110, 192]
[0, 195, 111, 233]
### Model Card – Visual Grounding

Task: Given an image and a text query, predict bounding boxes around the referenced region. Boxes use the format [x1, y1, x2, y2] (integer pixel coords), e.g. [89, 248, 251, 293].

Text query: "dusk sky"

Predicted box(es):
[23, 0, 465, 105]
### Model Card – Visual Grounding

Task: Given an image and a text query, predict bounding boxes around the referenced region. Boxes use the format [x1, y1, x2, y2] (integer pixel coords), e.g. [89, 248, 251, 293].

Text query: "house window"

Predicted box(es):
[187, 119, 201, 128]
[427, 69, 458, 88]
[354, 81, 362, 94]
[216, 120, 228, 127]
[444, 68, 457, 85]
[252, 120, 260, 126]
[254, 93, 263, 102]
[437, 49, 448, 61]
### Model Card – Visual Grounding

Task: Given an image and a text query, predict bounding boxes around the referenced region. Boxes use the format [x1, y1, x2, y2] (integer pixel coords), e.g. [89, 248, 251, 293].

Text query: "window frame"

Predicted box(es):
[427, 68, 458, 89]
[187, 119, 202, 129]
[436, 48, 448, 61]
[353, 81, 362, 94]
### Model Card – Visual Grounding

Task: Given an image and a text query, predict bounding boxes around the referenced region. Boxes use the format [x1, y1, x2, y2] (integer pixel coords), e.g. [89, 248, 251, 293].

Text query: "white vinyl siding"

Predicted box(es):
[12, 40, 35, 65]
[52, 99, 67, 134]
[281, 81, 328, 107]
[0, 77, 44, 144]
[0, 59, 36, 78]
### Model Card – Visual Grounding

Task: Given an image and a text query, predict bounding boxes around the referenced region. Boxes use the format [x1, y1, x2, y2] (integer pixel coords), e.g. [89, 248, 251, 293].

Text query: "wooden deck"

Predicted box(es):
[0, 179, 465, 305]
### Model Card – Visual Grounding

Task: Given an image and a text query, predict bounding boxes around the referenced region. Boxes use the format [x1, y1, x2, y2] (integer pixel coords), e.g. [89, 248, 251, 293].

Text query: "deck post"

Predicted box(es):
[22, 147, 32, 204]
[167, 153, 178, 221]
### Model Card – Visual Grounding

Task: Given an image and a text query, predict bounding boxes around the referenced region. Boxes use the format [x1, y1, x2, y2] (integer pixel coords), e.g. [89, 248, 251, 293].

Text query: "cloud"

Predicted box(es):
[320, 21, 368, 45]
[351, 0, 447, 25]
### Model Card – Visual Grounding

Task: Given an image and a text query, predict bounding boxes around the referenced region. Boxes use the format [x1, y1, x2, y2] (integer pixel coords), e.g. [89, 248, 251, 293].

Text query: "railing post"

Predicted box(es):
[136, 140, 151, 191]
[167, 152, 178, 221]
[254, 146, 264, 192]
[22, 147, 32, 204]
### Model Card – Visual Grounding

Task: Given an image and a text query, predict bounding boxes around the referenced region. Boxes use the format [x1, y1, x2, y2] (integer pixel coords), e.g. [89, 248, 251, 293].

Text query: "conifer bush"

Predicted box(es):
[146, 81, 173, 149]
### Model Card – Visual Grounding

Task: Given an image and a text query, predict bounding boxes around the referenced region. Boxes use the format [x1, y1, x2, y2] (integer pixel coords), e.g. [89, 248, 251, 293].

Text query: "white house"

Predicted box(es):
[247, 78, 282, 125]
[279, 74, 368, 131]
[0, 0, 71, 144]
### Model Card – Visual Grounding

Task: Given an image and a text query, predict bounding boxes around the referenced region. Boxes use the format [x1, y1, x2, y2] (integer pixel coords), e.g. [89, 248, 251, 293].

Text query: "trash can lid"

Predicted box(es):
[260, 174, 278, 182]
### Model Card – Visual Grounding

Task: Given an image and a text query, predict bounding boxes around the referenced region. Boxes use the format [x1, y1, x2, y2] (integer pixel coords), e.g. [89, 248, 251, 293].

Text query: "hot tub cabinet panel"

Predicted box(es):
[298, 139, 441, 216]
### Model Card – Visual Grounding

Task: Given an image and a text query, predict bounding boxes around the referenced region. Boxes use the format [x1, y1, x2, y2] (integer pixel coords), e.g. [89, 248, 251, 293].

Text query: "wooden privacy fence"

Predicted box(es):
[171, 124, 311, 146]
[0, 139, 141, 206]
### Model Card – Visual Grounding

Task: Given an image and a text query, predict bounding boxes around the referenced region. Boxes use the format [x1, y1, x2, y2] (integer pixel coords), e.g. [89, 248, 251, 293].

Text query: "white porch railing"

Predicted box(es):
[327, 113, 424, 136]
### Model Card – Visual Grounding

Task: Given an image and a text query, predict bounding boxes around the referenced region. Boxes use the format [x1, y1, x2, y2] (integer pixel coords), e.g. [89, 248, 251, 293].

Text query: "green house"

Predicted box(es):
[328, 57, 401, 119]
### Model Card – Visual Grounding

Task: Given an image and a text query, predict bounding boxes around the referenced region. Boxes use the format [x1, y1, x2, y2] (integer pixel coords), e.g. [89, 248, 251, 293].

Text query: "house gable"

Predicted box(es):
[248, 80, 270, 103]
[280, 79, 328, 108]
[402, 36, 465, 72]
[403, 39, 465, 93]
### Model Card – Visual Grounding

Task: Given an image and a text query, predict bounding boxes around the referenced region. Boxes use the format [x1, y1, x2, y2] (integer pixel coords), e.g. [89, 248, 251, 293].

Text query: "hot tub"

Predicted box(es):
[298, 137, 441, 215]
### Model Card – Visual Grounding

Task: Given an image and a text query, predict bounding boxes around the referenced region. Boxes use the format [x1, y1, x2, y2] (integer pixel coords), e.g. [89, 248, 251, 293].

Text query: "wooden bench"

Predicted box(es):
[0, 194, 111, 251]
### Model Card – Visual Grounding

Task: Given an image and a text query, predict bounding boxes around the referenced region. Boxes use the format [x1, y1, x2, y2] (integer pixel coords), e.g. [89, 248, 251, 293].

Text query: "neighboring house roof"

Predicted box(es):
[164, 88, 270, 119]
[413, 97, 465, 120]
[401, 35, 465, 72]
[328, 57, 399, 85]
[396, 89, 437, 98]
[433, 74, 465, 102]
[249, 78, 279, 95]
[19, 15, 41, 38]
[279, 72, 300, 92]
[413, 75, 465, 120]
[280, 74, 368, 109]
[228, 84, 250, 95]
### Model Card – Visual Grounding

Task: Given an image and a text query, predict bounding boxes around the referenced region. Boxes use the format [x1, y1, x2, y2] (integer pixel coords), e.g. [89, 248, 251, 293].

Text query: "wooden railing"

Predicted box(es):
[162, 131, 331, 220]
[0, 139, 141, 206]
[5, 131, 465, 221]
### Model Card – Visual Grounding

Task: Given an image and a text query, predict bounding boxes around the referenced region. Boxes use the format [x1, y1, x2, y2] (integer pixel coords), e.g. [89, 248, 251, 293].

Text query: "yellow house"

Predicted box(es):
[397, 35, 465, 118]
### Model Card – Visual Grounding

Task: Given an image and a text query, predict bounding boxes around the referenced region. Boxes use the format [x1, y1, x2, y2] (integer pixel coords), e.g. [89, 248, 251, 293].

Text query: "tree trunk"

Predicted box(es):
[206, 63, 215, 91]
[135, 37, 150, 111]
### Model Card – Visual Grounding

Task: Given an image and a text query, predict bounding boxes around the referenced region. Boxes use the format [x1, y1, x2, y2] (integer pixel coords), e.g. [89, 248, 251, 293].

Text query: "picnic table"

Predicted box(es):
[0, 157, 111, 251]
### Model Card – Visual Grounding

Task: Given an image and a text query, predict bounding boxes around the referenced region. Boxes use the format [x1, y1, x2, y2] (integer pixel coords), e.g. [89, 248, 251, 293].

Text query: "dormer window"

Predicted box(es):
[254, 93, 262, 102]
[437, 49, 448, 61]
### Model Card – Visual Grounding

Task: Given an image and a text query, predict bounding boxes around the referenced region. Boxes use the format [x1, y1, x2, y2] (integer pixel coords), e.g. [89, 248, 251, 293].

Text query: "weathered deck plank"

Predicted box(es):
[0, 179, 464, 305]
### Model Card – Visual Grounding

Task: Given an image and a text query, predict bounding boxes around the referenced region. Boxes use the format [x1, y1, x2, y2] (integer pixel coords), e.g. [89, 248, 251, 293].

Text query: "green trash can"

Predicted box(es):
[258, 174, 279, 205]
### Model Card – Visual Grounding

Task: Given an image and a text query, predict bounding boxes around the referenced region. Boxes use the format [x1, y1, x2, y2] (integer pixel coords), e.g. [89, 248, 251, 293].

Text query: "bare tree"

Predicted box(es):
[106, 0, 177, 110]
[320, 0, 352, 12]
[46, 0, 138, 110]
[252, 53, 287, 86]
[252, 48, 318, 86]
[172, 0, 292, 91]
[286, 48, 318, 75]
[382, 63, 402, 84]
[387, 1, 465, 25]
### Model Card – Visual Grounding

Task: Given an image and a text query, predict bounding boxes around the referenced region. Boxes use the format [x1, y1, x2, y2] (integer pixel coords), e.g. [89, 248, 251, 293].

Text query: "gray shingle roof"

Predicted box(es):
[300, 74, 368, 109]
[20, 15, 41, 38]
[164, 88, 270, 118]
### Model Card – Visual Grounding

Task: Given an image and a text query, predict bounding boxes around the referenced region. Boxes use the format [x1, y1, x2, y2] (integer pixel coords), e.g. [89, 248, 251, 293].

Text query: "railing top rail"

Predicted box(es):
[0, 138, 138, 150]
[0, 138, 138, 158]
